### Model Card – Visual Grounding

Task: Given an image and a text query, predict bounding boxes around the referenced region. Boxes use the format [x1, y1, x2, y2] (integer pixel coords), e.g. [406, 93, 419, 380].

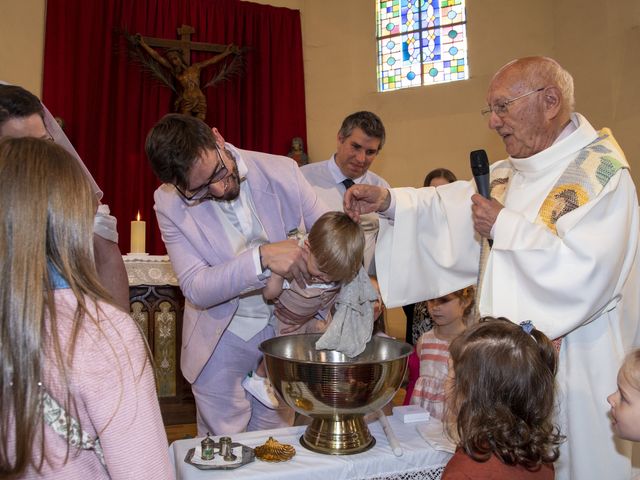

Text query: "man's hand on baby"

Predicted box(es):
[260, 239, 309, 285]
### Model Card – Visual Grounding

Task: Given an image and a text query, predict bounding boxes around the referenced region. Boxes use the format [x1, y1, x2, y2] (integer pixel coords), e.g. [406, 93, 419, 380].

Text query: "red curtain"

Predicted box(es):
[43, 0, 307, 255]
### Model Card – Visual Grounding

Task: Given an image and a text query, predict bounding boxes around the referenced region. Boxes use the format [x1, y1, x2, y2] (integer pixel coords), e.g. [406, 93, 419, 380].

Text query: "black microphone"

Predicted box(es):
[470, 149, 493, 247]
[470, 149, 490, 198]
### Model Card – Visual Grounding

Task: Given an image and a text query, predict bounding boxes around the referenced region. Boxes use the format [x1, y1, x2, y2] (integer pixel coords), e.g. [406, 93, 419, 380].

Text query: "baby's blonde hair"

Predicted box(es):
[308, 211, 364, 283]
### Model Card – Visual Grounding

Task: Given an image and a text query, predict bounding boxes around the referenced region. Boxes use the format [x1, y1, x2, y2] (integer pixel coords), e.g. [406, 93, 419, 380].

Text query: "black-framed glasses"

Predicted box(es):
[481, 87, 546, 117]
[175, 145, 228, 203]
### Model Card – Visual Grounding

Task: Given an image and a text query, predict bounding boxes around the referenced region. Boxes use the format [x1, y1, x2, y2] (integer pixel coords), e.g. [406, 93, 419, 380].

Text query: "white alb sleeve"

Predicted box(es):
[94, 204, 119, 243]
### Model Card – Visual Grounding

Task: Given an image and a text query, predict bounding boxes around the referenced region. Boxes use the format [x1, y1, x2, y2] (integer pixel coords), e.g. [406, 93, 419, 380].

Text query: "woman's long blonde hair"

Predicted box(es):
[0, 137, 116, 476]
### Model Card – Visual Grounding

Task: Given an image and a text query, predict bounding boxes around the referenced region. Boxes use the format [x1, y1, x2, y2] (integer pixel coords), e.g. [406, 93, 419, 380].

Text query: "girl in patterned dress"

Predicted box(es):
[409, 286, 474, 420]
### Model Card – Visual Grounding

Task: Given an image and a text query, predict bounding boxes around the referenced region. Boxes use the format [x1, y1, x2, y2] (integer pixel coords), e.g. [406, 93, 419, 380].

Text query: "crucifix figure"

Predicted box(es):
[133, 25, 242, 120]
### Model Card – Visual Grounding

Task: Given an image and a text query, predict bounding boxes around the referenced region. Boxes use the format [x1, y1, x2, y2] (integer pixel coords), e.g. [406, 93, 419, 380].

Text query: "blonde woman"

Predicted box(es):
[0, 138, 173, 478]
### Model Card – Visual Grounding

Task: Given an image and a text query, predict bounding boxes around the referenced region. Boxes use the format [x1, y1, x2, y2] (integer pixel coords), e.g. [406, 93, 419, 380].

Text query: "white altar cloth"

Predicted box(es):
[123, 254, 178, 286]
[169, 416, 452, 480]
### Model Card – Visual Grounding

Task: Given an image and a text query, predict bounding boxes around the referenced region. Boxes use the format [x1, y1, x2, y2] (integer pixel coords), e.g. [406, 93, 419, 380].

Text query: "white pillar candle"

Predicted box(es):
[130, 211, 146, 254]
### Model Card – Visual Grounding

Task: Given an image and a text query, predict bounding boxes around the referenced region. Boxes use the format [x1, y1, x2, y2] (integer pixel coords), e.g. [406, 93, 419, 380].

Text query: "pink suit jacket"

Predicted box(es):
[154, 148, 327, 383]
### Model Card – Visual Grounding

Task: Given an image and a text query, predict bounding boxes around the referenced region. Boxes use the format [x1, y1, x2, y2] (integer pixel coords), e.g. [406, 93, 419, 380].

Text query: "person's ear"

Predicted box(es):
[303, 239, 312, 253]
[460, 294, 473, 311]
[212, 127, 226, 147]
[542, 86, 562, 120]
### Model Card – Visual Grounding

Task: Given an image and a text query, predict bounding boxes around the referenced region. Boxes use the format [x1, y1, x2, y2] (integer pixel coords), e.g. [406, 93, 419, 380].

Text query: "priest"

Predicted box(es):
[344, 56, 640, 480]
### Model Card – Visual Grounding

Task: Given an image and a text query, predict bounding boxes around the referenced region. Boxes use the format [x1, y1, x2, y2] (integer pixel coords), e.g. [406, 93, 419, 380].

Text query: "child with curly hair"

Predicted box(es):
[442, 318, 564, 479]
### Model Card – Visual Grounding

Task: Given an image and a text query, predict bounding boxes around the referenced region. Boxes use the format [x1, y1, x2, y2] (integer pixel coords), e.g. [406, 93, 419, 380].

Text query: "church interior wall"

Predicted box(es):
[2, 0, 637, 186]
[2, 0, 638, 333]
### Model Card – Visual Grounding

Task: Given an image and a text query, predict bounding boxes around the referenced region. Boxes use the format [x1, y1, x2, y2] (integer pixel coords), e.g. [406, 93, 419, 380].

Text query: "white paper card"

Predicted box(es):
[392, 405, 430, 423]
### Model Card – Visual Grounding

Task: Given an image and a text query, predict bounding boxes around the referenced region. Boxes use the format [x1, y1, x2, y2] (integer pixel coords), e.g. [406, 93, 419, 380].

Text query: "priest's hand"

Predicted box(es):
[471, 193, 503, 239]
[344, 185, 391, 222]
[260, 240, 309, 286]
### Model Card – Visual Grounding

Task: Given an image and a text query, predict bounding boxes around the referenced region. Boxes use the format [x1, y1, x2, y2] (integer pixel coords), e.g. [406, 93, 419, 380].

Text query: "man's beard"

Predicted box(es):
[215, 160, 241, 201]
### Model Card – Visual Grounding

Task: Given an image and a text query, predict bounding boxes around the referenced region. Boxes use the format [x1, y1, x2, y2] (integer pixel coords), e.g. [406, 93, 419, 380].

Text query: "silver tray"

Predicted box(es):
[184, 442, 255, 470]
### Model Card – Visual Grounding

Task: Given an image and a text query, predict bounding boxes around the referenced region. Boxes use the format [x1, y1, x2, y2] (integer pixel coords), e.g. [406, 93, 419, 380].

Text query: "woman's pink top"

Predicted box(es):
[9, 289, 174, 479]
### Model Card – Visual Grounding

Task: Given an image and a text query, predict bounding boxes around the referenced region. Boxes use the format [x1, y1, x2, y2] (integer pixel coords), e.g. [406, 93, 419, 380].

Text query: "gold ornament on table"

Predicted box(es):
[254, 437, 296, 462]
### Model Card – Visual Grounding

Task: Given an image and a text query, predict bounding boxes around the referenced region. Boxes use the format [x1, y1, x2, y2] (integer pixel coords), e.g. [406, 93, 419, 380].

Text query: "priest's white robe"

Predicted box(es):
[376, 113, 640, 480]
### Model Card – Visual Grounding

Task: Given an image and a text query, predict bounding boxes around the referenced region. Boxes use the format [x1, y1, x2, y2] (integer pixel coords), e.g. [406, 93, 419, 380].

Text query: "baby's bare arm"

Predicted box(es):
[263, 272, 285, 300]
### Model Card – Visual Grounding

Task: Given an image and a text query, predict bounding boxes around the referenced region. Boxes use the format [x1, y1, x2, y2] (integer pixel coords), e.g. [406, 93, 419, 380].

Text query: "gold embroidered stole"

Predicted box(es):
[475, 128, 628, 345]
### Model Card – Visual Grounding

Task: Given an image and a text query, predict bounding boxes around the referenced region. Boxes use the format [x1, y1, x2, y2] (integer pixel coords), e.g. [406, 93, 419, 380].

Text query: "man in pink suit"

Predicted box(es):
[145, 114, 327, 435]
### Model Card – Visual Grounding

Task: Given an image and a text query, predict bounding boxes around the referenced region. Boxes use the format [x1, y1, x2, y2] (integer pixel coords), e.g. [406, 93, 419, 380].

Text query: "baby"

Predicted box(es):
[243, 211, 365, 407]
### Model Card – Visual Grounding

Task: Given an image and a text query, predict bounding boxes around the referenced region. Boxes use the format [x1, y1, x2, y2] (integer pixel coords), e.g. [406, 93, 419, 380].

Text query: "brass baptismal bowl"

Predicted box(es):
[260, 333, 412, 455]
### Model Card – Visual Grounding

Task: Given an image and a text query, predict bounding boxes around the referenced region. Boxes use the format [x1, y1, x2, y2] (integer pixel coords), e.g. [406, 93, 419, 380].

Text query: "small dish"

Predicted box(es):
[254, 436, 296, 462]
[184, 443, 255, 470]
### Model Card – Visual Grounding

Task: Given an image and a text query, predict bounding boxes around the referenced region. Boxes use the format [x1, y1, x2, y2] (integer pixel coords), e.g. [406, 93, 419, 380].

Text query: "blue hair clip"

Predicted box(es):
[520, 320, 534, 335]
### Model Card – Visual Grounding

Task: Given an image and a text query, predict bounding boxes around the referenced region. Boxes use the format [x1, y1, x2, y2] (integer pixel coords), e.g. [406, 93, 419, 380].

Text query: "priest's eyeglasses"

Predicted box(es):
[481, 87, 546, 117]
[174, 145, 228, 203]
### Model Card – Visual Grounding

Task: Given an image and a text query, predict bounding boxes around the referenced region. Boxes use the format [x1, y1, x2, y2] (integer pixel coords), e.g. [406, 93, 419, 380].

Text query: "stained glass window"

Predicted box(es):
[376, 0, 468, 92]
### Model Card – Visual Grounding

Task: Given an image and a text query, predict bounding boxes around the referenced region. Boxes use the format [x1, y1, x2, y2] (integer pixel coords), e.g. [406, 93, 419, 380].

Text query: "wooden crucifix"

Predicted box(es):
[132, 24, 244, 120]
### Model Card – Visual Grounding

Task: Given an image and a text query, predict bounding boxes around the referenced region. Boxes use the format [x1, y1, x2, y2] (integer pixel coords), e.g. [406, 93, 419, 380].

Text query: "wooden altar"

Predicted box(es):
[123, 254, 195, 425]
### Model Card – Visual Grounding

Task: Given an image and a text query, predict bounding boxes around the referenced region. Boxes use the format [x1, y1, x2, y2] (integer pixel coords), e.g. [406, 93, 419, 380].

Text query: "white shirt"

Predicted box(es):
[213, 152, 273, 341]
